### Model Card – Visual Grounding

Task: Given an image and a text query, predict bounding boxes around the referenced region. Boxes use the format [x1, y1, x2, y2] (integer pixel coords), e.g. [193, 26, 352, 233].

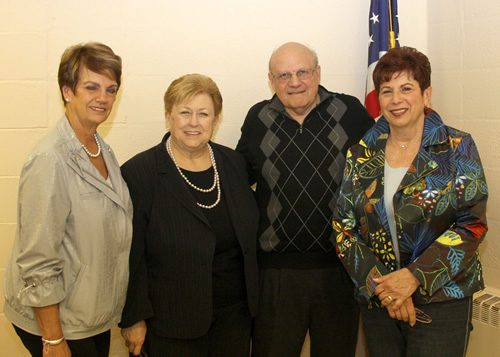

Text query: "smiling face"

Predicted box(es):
[63, 67, 118, 130]
[378, 71, 432, 131]
[269, 43, 321, 120]
[166, 93, 218, 156]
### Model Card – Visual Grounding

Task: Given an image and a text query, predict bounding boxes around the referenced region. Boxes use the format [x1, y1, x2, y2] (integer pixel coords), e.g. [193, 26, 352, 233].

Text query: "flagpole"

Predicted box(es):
[388, 0, 396, 49]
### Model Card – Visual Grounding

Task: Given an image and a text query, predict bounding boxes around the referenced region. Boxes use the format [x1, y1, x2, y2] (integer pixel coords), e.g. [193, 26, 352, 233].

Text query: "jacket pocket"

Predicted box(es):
[65, 264, 88, 310]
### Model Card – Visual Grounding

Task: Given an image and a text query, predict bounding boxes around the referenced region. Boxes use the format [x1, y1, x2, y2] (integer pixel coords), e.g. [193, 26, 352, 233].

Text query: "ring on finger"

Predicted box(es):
[386, 295, 394, 303]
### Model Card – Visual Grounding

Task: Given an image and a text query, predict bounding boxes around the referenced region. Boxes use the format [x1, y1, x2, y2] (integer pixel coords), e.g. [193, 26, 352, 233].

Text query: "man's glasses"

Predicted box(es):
[415, 308, 432, 324]
[271, 68, 316, 82]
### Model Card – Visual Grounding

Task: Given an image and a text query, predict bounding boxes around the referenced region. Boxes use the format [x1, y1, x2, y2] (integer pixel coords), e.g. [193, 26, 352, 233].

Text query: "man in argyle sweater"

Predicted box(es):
[236, 42, 374, 356]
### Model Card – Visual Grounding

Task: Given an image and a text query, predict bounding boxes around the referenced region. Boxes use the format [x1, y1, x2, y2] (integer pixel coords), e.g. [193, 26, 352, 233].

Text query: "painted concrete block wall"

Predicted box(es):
[0, 0, 432, 355]
[428, 0, 500, 289]
[428, 2, 500, 355]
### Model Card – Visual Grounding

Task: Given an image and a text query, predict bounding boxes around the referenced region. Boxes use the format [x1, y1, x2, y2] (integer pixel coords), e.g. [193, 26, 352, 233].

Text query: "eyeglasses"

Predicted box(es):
[271, 68, 316, 82]
[415, 308, 432, 324]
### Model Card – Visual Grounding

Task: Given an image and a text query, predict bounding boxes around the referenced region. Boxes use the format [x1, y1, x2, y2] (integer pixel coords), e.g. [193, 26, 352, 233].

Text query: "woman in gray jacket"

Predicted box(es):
[3, 42, 132, 357]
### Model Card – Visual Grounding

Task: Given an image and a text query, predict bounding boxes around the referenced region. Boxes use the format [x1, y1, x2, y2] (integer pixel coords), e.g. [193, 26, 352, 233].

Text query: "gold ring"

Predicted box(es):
[386, 295, 394, 303]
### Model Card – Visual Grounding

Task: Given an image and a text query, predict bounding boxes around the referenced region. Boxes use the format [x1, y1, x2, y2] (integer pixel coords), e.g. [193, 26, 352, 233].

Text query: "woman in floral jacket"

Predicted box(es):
[333, 47, 488, 357]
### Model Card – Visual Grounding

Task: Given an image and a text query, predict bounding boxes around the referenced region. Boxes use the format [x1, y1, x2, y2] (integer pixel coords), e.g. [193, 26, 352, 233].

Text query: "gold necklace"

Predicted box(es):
[388, 135, 420, 150]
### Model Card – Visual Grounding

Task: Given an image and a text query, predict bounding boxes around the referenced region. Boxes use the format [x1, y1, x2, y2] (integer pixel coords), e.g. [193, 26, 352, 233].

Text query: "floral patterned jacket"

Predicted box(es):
[332, 110, 488, 305]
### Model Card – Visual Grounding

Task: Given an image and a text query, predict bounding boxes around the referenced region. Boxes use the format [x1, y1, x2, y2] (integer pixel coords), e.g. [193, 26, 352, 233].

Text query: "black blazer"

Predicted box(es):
[120, 133, 259, 339]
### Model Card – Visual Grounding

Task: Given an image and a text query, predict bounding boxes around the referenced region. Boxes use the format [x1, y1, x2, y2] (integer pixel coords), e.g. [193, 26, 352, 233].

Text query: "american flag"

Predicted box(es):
[365, 0, 400, 118]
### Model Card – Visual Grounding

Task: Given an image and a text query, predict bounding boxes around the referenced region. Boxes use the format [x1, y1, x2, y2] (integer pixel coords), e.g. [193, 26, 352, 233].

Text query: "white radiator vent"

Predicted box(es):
[467, 287, 500, 357]
[473, 290, 500, 328]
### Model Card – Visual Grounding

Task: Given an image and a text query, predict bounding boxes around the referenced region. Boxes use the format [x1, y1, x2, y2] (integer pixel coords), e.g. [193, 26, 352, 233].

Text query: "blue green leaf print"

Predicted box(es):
[435, 194, 450, 216]
[436, 191, 457, 215]
[363, 121, 389, 147]
[465, 181, 477, 201]
[465, 260, 481, 289]
[450, 192, 458, 209]
[442, 280, 465, 299]
[422, 113, 445, 146]
[447, 247, 465, 276]
[478, 180, 488, 195]
[354, 244, 365, 272]
[415, 266, 450, 294]
[456, 158, 481, 175]
[426, 174, 452, 191]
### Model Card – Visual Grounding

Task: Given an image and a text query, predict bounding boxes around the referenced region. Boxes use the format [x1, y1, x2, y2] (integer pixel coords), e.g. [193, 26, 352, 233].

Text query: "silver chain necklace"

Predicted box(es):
[166, 137, 221, 209]
[81, 133, 101, 158]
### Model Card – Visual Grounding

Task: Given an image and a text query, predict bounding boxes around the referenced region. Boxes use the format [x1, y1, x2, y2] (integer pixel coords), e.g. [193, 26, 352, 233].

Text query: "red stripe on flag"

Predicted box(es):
[365, 90, 380, 119]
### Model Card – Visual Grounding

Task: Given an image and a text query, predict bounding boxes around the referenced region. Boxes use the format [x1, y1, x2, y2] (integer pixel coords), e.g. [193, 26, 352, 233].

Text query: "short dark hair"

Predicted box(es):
[373, 46, 431, 93]
[58, 42, 122, 102]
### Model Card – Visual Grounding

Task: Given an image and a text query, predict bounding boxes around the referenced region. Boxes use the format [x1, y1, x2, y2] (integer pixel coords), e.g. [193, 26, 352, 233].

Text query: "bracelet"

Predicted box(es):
[41, 336, 65, 346]
[42, 336, 65, 354]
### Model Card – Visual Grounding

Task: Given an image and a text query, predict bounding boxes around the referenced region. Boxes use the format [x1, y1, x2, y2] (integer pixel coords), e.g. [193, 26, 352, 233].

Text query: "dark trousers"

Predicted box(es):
[360, 297, 473, 357]
[14, 325, 110, 357]
[251, 267, 360, 357]
[142, 300, 252, 357]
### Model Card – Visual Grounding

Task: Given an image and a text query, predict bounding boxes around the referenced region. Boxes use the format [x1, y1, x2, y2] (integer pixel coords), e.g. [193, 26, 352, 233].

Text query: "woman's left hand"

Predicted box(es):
[373, 268, 421, 310]
[121, 320, 147, 356]
[385, 297, 417, 327]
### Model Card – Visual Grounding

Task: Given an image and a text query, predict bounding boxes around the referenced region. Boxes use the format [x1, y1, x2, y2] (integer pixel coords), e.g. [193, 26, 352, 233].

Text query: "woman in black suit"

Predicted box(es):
[120, 74, 259, 357]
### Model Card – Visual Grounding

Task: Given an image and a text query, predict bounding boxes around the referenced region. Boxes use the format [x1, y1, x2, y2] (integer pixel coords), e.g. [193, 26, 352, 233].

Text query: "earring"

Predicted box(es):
[65, 98, 69, 102]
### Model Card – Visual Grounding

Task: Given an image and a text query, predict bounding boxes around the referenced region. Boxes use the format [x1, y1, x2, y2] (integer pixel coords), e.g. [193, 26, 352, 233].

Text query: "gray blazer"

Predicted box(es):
[3, 116, 133, 339]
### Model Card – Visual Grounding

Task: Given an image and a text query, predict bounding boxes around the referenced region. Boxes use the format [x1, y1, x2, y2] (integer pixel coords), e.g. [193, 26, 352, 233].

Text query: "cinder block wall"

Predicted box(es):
[428, 1, 500, 287]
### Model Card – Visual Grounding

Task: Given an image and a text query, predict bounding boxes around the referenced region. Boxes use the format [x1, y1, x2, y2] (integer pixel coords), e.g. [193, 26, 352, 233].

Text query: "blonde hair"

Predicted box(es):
[164, 74, 222, 116]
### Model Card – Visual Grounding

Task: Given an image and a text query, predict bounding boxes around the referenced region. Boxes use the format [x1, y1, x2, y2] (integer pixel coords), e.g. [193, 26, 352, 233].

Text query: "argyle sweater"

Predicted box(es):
[236, 86, 374, 269]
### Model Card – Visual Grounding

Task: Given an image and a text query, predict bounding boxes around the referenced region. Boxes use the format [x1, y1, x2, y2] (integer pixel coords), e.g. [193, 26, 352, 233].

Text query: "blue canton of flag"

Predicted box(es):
[365, 0, 400, 119]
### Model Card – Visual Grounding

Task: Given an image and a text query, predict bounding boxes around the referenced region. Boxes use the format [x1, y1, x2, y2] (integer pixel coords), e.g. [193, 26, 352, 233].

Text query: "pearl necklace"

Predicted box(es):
[166, 137, 221, 209]
[81, 134, 101, 158]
